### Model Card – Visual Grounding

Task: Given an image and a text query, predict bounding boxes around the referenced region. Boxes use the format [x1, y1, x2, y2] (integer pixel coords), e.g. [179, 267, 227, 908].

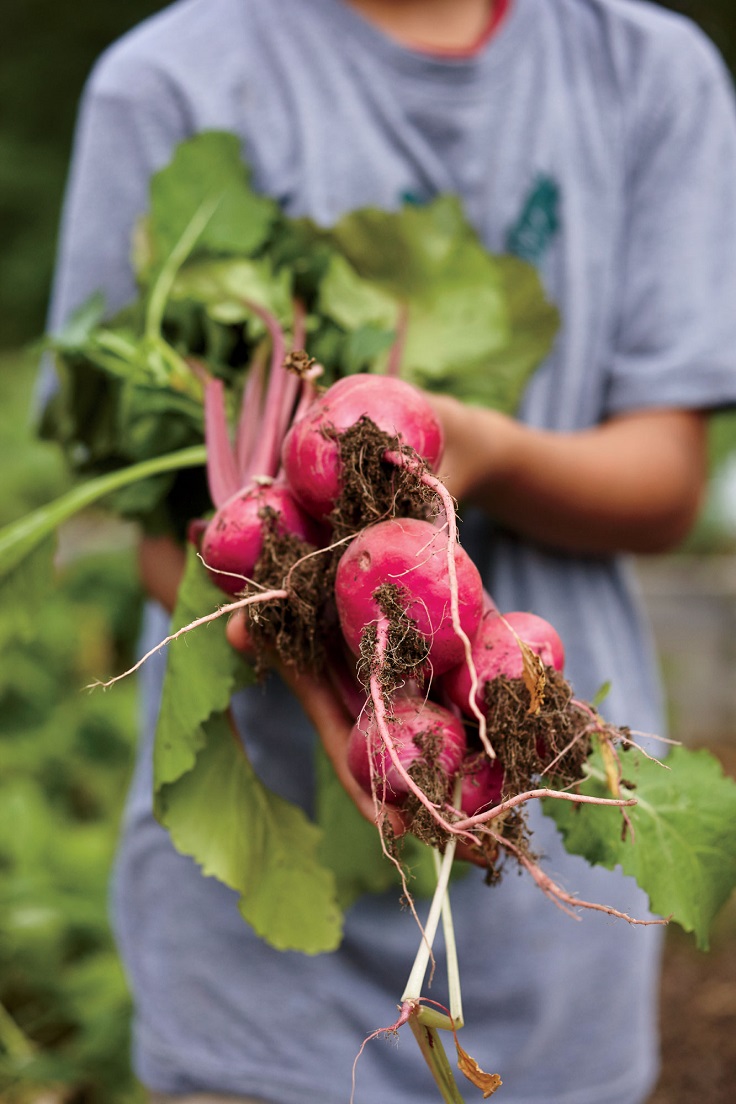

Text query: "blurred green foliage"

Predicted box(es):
[0, 1, 734, 349]
[0, 351, 144, 1102]
[0, 1, 166, 349]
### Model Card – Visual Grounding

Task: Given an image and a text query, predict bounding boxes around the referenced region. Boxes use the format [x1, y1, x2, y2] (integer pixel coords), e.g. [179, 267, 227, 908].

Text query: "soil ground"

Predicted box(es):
[646, 743, 736, 1104]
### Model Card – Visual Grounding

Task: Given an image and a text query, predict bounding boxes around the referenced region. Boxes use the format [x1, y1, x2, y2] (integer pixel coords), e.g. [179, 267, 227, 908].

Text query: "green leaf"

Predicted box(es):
[160, 712, 343, 953]
[342, 325, 398, 376]
[171, 256, 294, 327]
[143, 131, 278, 276]
[153, 550, 343, 953]
[315, 748, 442, 908]
[329, 194, 473, 297]
[153, 547, 250, 790]
[0, 446, 206, 579]
[322, 197, 558, 412]
[319, 252, 398, 333]
[546, 744, 736, 949]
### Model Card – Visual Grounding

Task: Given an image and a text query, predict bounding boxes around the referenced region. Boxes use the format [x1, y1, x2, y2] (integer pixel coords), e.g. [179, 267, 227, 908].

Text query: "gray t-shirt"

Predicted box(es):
[48, 1, 736, 1101]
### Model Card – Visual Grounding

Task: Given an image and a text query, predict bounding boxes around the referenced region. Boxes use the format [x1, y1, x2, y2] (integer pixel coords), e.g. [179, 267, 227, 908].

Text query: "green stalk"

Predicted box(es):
[402, 833, 458, 1002]
[145, 195, 221, 340]
[0, 445, 207, 577]
[0, 1001, 35, 1062]
[408, 1016, 466, 1104]
[432, 849, 464, 1028]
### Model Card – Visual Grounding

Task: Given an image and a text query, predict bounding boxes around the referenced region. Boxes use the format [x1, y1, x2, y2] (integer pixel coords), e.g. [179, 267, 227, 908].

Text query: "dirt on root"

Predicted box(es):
[646, 743, 736, 1104]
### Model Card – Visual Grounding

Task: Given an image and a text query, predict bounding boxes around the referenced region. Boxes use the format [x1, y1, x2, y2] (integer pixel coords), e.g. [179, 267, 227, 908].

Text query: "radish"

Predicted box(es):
[442, 608, 565, 717]
[190, 304, 323, 596]
[347, 696, 467, 805]
[459, 753, 505, 816]
[335, 517, 484, 676]
[281, 374, 444, 520]
[198, 479, 320, 595]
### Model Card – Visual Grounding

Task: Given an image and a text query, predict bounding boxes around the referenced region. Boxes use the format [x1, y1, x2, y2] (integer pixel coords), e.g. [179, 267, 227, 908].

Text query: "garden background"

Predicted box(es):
[1, 2, 736, 1102]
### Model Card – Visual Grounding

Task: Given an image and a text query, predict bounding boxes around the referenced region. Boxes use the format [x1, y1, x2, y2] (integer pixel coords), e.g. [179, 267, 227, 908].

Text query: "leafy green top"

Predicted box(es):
[40, 130, 558, 536]
[4, 131, 734, 956]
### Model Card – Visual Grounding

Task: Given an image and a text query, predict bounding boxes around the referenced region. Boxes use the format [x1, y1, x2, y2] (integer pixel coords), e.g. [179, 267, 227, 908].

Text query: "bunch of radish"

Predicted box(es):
[111, 302, 649, 1101]
[185, 301, 589, 864]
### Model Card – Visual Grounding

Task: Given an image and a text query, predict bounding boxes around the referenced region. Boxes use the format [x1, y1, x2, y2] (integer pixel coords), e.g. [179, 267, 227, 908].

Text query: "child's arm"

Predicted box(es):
[430, 396, 709, 555]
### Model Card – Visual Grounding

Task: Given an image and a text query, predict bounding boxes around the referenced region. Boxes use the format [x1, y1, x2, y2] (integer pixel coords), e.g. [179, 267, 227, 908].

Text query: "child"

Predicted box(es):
[47, 1, 736, 1101]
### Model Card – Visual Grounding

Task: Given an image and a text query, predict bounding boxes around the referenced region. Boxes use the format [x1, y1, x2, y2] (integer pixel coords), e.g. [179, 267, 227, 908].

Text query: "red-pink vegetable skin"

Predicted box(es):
[335, 517, 484, 676]
[199, 480, 319, 595]
[347, 697, 467, 805]
[442, 609, 565, 715]
[281, 375, 444, 519]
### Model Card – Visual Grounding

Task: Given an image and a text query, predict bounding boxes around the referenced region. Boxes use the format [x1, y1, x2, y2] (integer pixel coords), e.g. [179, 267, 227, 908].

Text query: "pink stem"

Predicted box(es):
[242, 301, 294, 480]
[272, 301, 308, 475]
[204, 376, 241, 508]
[235, 343, 267, 480]
[385, 304, 409, 379]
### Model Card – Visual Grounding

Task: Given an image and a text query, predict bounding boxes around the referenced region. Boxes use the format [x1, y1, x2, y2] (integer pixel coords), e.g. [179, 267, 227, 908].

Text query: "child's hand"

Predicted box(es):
[426, 391, 708, 555]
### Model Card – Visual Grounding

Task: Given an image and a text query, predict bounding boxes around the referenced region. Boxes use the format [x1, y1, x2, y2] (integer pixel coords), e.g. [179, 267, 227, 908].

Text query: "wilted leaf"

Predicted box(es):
[519, 640, 545, 715]
[456, 1042, 503, 1098]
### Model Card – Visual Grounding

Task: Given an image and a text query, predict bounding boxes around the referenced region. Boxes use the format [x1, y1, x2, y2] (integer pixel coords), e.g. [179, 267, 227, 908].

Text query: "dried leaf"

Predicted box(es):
[599, 736, 621, 797]
[519, 638, 545, 715]
[456, 1042, 503, 1098]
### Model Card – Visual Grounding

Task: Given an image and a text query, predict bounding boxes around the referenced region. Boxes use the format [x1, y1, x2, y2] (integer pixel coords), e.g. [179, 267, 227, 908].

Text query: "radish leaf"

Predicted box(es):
[546, 744, 736, 949]
[320, 197, 558, 411]
[140, 131, 278, 280]
[159, 712, 343, 953]
[153, 549, 343, 953]
[171, 257, 294, 328]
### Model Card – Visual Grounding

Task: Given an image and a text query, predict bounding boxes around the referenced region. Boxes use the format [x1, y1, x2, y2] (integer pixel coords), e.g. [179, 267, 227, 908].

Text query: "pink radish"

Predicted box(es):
[198, 480, 320, 595]
[459, 753, 505, 816]
[281, 374, 444, 520]
[335, 517, 484, 676]
[442, 608, 565, 717]
[347, 697, 467, 805]
[190, 304, 322, 596]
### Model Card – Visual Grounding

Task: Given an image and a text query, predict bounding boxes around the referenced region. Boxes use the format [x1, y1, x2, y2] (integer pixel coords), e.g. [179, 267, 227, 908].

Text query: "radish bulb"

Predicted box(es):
[347, 697, 467, 806]
[442, 608, 565, 716]
[281, 374, 444, 520]
[198, 480, 320, 595]
[335, 517, 484, 676]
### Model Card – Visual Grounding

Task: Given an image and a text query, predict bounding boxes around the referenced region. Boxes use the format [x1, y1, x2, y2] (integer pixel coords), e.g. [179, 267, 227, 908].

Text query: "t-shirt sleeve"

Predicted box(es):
[604, 29, 736, 416]
[47, 47, 192, 334]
